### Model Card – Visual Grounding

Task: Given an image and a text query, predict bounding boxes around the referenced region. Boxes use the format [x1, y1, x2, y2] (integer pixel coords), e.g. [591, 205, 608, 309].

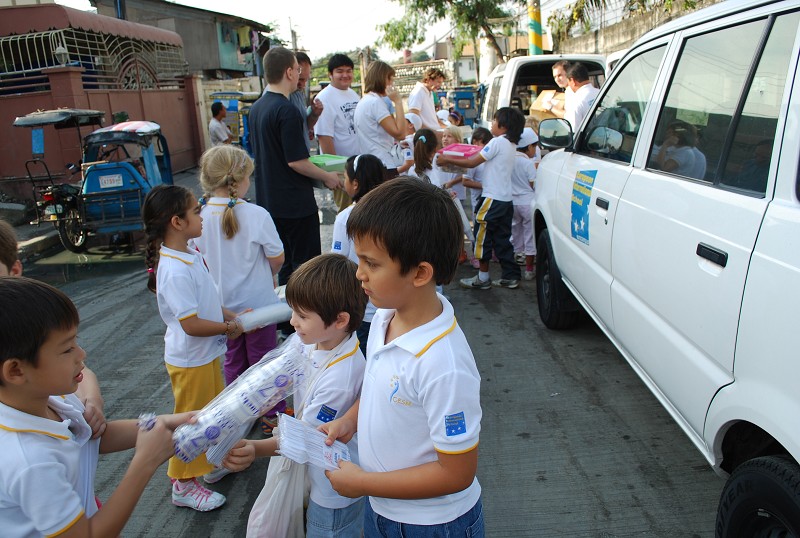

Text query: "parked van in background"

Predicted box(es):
[475, 54, 606, 130]
[532, 0, 800, 534]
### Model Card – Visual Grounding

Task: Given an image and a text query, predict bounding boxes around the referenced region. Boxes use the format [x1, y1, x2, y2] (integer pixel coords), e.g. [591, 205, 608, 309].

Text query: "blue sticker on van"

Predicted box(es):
[571, 170, 597, 245]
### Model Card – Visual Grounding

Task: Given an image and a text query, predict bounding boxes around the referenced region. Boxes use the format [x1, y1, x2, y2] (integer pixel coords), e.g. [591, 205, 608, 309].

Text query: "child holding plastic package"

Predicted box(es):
[143, 184, 245, 512]
[321, 178, 485, 537]
[0, 219, 107, 439]
[223, 253, 368, 538]
[439, 107, 524, 290]
[191, 145, 288, 440]
[0, 276, 189, 538]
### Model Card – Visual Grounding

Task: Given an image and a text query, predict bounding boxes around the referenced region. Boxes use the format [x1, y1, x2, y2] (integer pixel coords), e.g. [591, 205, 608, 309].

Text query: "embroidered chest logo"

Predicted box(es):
[388, 375, 411, 407]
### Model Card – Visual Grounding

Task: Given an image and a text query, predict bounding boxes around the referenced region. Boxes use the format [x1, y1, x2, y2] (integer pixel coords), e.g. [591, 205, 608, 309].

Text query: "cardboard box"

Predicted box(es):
[529, 89, 565, 132]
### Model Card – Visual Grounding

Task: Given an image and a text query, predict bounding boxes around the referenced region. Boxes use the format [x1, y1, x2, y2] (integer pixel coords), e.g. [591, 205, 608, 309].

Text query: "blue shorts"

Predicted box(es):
[364, 497, 485, 537]
[306, 498, 365, 538]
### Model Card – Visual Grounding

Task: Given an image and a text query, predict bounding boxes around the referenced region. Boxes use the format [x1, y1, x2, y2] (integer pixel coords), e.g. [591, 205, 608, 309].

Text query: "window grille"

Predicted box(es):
[0, 27, 188, 93]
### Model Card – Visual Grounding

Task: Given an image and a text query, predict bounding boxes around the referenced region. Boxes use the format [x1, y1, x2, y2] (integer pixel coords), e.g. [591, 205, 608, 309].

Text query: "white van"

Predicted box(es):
[533, 0, 800, 533]
[475, 54, 606, 130]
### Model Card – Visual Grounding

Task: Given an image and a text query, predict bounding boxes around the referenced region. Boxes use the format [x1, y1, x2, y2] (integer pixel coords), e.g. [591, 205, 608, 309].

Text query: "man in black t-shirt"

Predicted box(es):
[249, 47, 340, 285]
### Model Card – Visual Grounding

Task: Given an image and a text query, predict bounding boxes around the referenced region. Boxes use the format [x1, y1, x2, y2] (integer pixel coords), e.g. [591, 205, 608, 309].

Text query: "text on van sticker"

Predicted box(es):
[571, 170, 597, 245]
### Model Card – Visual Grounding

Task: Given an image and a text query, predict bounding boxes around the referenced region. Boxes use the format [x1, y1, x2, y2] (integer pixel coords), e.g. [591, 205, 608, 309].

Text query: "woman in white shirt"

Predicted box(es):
[353, 61, 407, 178]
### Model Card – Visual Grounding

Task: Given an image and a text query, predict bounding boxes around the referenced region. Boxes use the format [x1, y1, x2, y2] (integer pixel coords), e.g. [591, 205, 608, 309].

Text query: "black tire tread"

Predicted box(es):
[716, 455, 800, 538]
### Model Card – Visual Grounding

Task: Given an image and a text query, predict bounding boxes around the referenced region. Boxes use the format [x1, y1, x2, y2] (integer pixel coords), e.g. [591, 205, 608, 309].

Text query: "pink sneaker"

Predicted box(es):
[172, 478, 226, 511]
[471, 258, 481, 269]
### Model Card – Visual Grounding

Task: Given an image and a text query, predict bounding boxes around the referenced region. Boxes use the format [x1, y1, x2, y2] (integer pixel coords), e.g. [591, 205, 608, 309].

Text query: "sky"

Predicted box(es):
[54, 0, 455, 62]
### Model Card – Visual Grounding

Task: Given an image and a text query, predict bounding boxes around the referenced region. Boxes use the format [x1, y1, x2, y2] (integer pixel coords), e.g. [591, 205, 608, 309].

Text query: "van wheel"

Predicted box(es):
[716, 455, 800, 538]
[536, 230, 579, 330]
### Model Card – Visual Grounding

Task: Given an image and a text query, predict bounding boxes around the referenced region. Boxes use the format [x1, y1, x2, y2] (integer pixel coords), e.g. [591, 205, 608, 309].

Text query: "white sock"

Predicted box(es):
[479, 271, 490, 281]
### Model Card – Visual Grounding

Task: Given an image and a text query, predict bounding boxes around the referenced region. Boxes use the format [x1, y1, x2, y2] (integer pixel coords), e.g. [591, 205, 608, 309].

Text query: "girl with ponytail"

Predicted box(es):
[141, 183, 244, 511]
[191, 145, 287, 435]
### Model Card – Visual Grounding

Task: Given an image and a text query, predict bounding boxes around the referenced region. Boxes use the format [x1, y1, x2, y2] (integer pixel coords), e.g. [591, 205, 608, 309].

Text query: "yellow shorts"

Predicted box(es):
[165, 357, 225, 479]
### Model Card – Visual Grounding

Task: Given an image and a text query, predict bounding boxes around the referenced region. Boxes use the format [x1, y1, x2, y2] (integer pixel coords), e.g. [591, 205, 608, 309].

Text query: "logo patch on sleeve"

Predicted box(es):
[317, 405, 338, 423]
[333, 241, 342, 251]
[445, 411, 467, 437]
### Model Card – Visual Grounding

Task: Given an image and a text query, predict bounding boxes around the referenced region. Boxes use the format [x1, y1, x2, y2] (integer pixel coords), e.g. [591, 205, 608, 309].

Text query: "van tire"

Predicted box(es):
[536, 230, 579, 330]
[715, 455, 800, 538]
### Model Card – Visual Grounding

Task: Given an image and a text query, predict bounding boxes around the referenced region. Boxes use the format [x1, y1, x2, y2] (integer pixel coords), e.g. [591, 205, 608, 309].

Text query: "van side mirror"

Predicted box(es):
[538, 118, 573, 149]
[585, 126, 623, 155]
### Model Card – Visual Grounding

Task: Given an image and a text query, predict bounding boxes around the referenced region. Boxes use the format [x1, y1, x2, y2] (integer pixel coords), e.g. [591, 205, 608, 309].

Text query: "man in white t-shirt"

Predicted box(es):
[209, 102, 232, 146]
[407, 67, 448, 130]
[315, 53, 361, 211]
[564, 62, 600, 131]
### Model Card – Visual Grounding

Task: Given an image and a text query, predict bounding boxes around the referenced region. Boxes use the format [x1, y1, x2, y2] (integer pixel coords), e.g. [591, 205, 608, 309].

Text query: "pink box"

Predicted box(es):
[438, 143, 481, 157]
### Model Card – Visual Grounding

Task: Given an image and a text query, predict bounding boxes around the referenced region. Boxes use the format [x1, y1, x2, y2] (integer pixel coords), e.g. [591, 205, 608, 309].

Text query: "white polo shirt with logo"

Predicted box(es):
[478, 135, 516, 202]
[0, 394, 100, 538]
[295, 332, 365, 509]
[192, 198, 283, 312]
[359, 294, 482, 525]
[156, 245, 227, 368]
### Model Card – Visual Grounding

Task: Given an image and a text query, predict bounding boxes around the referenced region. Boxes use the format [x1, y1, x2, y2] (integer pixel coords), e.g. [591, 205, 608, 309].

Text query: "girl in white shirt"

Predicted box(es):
[407, 129, 438, 185]
[193, 145, 288, 439]
[331, 153, 385, 355]
[193, 145, 284, 385]
[143, 184, 245, 512]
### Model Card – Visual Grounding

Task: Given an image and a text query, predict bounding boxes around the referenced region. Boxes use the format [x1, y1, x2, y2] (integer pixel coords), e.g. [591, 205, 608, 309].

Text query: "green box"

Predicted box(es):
[310, 154, 347, 172]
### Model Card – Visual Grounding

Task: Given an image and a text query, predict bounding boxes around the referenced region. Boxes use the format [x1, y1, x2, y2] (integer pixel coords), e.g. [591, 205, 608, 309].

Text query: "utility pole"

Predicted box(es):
[289, 18, 298, 51]
[528, 0, 543, 55]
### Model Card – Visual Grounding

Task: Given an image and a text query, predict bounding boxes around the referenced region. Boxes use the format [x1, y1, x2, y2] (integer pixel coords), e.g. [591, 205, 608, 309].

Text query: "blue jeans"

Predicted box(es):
[364, 497, 484, 537]
[306, 498, 365, 538]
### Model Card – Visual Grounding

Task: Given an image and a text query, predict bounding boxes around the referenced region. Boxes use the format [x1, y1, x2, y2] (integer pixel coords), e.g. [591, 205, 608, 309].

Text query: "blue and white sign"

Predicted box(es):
[571, 170, 597, 245]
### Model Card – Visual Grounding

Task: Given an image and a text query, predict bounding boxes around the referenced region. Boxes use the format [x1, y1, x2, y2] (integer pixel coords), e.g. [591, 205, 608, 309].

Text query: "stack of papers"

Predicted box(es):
[277, 413, 351, 471]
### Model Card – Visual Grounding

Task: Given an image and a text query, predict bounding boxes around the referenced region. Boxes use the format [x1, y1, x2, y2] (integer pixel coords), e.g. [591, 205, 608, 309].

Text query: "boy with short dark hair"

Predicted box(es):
[0, 219, 106, 437]
[223, 253, 368, 537]
[322, 178, 484, 536]
[438, 106, 525, 290]
[0, 276, 187, 538]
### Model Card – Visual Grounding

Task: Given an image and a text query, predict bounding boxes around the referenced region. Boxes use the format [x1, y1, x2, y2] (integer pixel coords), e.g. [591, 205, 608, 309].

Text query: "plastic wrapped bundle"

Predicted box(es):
[237, 302, 293, 332]
[173, 334, 307, 466]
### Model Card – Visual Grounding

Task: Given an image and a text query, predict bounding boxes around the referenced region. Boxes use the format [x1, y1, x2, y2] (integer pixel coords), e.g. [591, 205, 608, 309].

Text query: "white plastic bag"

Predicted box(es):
[246, 453, 308, 538]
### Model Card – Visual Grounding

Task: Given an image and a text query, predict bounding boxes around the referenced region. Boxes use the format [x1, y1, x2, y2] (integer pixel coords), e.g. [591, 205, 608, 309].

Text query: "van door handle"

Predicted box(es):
[696, 243, 728, 268]
[596, 198, 610, 210]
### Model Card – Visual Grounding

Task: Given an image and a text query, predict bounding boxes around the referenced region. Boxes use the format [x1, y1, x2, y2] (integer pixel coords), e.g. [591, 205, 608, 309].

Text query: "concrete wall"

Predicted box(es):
[555, 0, 723, 55]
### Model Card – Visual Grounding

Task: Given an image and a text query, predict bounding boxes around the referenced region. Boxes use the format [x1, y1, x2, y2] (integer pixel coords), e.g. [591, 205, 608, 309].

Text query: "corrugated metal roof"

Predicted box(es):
[0, 4, 183, 46]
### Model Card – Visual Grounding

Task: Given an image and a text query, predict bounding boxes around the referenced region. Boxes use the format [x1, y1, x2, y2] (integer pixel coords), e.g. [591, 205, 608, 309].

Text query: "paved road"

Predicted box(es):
[22, 175, 723, 537]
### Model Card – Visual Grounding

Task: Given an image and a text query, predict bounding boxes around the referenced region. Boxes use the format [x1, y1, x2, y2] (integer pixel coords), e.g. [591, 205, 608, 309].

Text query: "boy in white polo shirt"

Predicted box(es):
[438, 107, 525, 290]
[0, 276, 186, 538]
[223, 253, 367, 537]
[321, 178, 484, 537]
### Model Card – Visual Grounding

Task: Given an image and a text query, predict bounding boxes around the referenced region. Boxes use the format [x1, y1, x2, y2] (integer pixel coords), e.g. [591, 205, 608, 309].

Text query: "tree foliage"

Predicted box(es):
[378, 0, 526, 64]
[548, 0, 698, 50]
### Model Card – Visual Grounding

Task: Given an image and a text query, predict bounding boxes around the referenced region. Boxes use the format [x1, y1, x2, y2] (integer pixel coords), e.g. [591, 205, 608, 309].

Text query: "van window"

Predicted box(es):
[647, 18, 768, 181]
[483, 75, 503, 123]
[579, 46, 666, 164]
[719, 12, 800, 195]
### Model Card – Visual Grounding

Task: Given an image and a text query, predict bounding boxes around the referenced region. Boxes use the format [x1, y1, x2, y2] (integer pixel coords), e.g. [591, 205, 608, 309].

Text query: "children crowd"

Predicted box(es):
[0, 45, 546, 538]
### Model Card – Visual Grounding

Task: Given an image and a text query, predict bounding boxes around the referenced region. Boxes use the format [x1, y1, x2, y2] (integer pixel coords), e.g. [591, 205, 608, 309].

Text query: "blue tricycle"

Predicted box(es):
[14, 109, 173, 252]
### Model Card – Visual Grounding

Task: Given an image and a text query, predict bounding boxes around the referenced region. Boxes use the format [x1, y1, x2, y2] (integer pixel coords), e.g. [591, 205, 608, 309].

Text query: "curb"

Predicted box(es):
[17, 229, 61, 262]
